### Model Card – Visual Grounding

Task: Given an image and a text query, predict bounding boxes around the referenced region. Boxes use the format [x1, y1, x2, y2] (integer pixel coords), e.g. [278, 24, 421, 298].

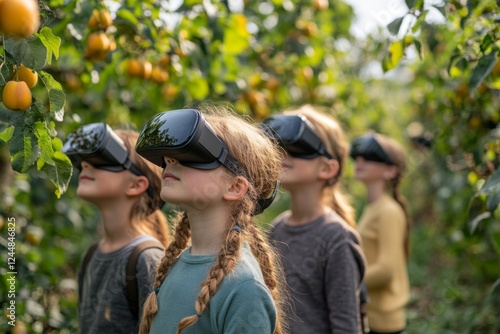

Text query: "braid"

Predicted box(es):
[246, 223, 288, 334]
[390, 178, 411, 260]
[177, 218, 242, 333]
[139, 212, 191, 334]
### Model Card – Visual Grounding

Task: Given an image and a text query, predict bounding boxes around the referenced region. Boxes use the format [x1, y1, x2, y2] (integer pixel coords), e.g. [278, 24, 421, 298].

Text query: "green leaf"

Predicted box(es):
[387, 17, 405, 35]
[405, 0, 415, 9]
[186, 73, 209, 100]
[39, 71, 66, 121]
[116, 9, 139, 26]
[36, 27, 62, 65]
[0, 63, 14, 86]
[41, 151, 73, 198]
[491, 230, 500, 254]
[10, 125, 40, 173]
[33, 121, 55, 165]
[411, 10, 428, 33]
[469, 211, 491, 233]
[0, 124, 14, 142]
[382, 40, 404, 72]
[223, 14, 250, 55]
[4, 37, 47, 70]
[480, 34, 494, 53]
[469, 51, 498, 93]
[487, 193, 500, 212]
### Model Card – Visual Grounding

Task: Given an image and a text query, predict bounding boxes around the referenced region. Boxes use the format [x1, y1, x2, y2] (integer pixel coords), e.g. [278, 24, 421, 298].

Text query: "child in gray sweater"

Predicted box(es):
[263, 105, 366, 333]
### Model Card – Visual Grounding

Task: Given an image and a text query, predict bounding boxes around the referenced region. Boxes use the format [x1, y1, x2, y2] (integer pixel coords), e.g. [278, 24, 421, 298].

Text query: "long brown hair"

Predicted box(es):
[375, 133, 411, 259]
[283, 105, 356, 227]
[115, 130, 170, 247]
[139, 107, 288, 334]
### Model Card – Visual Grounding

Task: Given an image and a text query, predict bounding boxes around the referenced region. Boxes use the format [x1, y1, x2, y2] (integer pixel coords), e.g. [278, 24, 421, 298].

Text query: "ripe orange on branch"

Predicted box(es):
[84, 32, 113, 61]
[0, 0, 40, 38]
[2, 80, 32, 111]
[16, 64, 38, 88]
[126, 59, 153, 79]
[88, 9, 113, 31]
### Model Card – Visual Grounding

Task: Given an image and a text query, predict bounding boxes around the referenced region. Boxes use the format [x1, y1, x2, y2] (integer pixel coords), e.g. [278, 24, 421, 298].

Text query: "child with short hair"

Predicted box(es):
[263, 104, 366, 333]
[63, 125, 171, 333]
[136, 107, 288, 334]
[350, 132, 410, 334]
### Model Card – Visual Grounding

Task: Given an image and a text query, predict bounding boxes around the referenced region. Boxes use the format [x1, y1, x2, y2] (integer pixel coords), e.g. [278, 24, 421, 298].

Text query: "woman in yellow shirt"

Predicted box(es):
[350, 133, 410, 334]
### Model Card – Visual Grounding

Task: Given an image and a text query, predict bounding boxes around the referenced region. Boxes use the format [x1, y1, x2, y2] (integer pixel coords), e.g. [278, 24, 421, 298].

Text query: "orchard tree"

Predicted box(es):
[0, 0, 499, 332]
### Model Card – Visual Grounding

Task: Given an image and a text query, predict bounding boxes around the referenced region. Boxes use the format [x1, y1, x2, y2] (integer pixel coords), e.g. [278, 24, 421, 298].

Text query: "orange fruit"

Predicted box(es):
[126, 59, 153, 79]
[312, 0, 329, 10]
[159, 55, 170, 69]
[2, 80, 32, 111]
[265, 76, 280, 91]
[84, 32, 111, 60]
[142, 60, 152, 79]
[162, 84, 180, 101]
[17, 64, 38, 88]
[0, 0, 40, 38]
[88, 9, 113, 30]
[150, 66, 169, 84]
[127, 59, 143, 78]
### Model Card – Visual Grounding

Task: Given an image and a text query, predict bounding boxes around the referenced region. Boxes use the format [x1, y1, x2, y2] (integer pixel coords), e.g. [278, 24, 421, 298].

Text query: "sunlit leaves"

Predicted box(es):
[223, 14, 250, 55]
[39, 71, 66, 122]
[469, 50, 498, 92]
[4, 37, 47, 70]
[382, 40, 404, 72]
[36, 27, 62, 65]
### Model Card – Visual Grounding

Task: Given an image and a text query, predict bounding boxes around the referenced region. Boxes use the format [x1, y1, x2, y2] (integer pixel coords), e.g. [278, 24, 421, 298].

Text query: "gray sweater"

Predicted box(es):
[269, 210, 366, 334]
[77, 235, 163, 334]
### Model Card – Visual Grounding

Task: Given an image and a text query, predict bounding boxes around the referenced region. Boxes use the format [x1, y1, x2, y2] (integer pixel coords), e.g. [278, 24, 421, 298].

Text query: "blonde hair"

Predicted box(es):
[282, 104, 356, 227]
[374, 133, 411, 259]
[139, 107, 288, 334]
[115, 130, 171, 247]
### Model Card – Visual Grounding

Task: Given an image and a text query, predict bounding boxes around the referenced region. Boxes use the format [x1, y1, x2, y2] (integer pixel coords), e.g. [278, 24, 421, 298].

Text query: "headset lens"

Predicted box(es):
[262, 115, 332, 159]
[350, 135, 394, 165]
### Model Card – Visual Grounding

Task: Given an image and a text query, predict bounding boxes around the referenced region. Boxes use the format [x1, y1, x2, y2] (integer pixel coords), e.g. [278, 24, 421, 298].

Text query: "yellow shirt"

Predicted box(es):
[358, 194, 409, 332]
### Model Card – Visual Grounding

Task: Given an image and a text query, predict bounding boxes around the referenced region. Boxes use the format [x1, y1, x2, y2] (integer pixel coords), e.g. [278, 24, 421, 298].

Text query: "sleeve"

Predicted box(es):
[135, 247, 164, 318]
[364, 205, 406, 289]
[325, 231, 362, 334]
[216, 280, 277, 334]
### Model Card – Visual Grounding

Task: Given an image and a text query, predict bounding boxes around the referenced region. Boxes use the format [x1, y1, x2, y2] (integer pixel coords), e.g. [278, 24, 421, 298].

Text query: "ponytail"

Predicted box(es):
[327, 187, 356, 228]
[390, 180, 411, 260]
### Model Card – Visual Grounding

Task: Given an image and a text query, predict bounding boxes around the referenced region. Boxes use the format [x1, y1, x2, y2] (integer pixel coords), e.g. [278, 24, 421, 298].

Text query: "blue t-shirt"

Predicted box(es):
[150, 242, 277, 334]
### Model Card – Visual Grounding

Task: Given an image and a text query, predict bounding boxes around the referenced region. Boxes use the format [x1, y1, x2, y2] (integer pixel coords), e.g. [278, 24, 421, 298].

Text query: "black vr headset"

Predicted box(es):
[349, 134, 394, 165]
[135, 109, 277, 215]
[261, 114, 333, 159]
[62, 123, 157, 199]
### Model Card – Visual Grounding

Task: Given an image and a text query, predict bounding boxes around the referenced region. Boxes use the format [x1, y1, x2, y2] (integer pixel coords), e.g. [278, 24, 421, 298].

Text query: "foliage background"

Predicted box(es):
[0, 0, 499, 333]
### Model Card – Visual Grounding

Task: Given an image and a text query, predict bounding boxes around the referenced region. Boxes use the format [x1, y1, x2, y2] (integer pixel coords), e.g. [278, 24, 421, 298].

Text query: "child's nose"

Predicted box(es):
[81, 161, 92, 169]
[164, 156, 179, 166]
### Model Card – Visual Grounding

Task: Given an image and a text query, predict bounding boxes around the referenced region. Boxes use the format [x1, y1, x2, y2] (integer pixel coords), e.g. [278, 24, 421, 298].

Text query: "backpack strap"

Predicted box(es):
[81, 243, 99, 279]
[125, 240, 164, 319]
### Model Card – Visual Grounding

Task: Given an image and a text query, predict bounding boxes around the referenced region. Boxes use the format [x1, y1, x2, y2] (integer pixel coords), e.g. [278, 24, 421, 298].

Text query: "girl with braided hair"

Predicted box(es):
[350, 132, 411, 334]
[137, 107, 288, 334]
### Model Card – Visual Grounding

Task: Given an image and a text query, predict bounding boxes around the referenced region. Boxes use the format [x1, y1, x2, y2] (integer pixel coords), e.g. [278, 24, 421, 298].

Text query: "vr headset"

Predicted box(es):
[349, 134, 394, 165]
[135, 109, 277, 215]
[62, 123, 156, 198]
[261, 114, 333, 159]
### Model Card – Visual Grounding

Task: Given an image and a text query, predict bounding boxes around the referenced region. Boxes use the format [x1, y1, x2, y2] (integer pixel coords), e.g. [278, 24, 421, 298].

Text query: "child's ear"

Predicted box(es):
[223, 176, 249, 201]
[126, 176, 150, 197]
[318, 159, 339, 181]
[384, 165, 399, 180]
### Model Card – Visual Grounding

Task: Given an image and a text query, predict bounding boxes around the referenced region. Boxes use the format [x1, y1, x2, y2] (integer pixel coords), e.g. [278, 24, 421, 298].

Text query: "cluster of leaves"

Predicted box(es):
[379, 0, 500, 331]
[1, 25, 70, 197]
